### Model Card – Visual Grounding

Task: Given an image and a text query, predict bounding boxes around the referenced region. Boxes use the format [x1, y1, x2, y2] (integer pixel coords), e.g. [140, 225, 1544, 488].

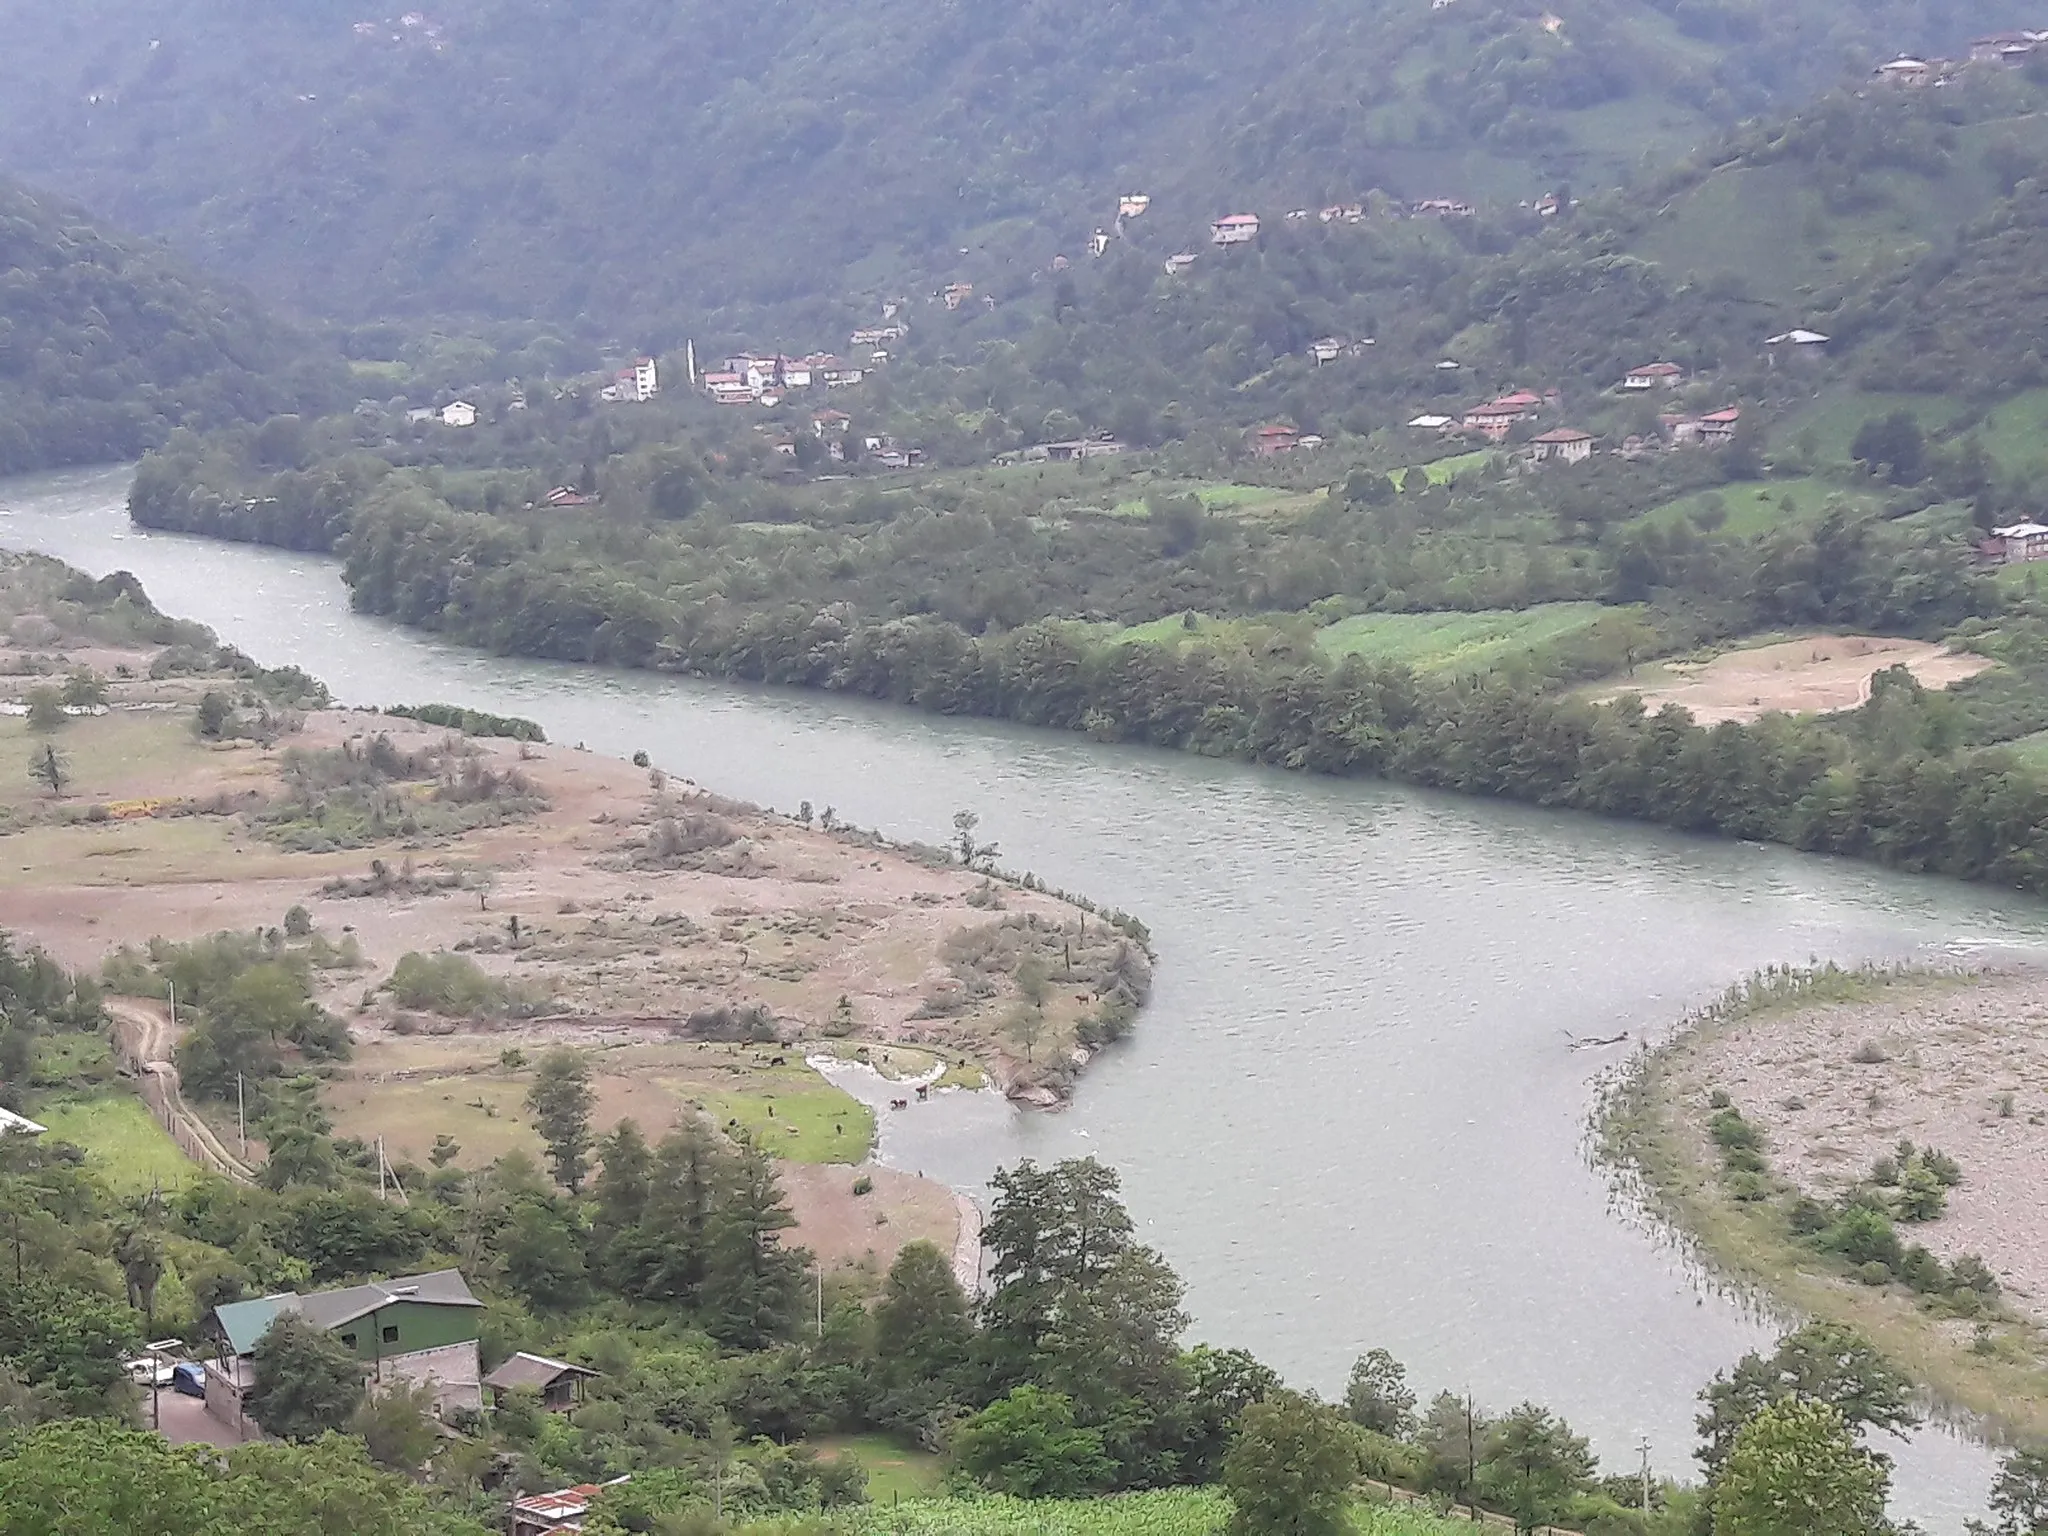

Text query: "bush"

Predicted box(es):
[1851, 1040, 1890, 1064]
[1709, 1108, 1760, 1152]
[1897, 1244, 1949, 1294]
[1786, 1196, 1830, 1235]
[386, 952, 550, 1020]
[1820, 1206, 1902, 1273]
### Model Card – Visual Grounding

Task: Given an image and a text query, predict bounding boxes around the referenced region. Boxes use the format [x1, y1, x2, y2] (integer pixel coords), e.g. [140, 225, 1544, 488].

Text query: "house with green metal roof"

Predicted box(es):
[203, 1268, 483, 1429]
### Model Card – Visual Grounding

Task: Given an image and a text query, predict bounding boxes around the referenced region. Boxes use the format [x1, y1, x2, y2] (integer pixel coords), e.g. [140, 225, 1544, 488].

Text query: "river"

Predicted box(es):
[5, 464, 2038, 1527]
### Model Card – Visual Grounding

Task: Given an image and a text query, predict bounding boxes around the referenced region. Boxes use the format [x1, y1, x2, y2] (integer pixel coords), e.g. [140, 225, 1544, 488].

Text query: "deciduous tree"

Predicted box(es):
[246, 1312, 365, 1442]
[1711, 1397, 1887, 1536]
[1221, 1388, 1359, 1536]
[951, 1385, 1115, 1499]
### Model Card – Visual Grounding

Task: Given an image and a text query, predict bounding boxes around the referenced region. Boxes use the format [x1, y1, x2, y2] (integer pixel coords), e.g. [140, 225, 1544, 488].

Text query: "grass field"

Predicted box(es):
[1107, 482, 1323, 521]
[807, 1434, 943, 1502]
[705, 1075, 875, 1162]
[741, 1491, 1468, 1535]
[1395, 449, 1491, 487]
[327, 1038, 876, 1169]
[34, 1092, 197, 1193]
[1996, 729, 2048, 769]
[1314, 603, 1619, 672]
[1629, 474, 1872, 537]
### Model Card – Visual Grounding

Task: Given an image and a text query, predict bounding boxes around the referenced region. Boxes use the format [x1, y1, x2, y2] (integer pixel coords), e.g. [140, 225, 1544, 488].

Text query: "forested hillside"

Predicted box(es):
[0, 0, 2023, 332]
[0, 177, 341, 474]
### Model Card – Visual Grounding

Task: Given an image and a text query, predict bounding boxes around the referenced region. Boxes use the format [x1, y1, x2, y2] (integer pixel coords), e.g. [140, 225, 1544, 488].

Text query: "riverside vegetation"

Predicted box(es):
[1, 951, 2026, 1536]
[1601, 965, 2048, 1450]
[104, 63, 2048, 907]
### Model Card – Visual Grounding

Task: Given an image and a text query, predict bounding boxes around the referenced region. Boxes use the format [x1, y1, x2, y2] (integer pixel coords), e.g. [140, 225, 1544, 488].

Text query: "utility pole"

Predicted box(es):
[816, 1262, 824, 1339]
[1465, 1393, 1478, 1522]
[377, 1136, 387, 1201]
[1638, 1435, 1652, 1516]
[236, 1073, 247, 1158]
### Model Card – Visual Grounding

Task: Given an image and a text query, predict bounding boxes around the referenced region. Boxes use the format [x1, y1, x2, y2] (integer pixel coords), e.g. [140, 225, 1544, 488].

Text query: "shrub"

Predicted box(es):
[386, 952, 550, 1020]
[283, 905, 314, 938]
[1786, 1197, 1830, 1235]
[1851, 1040, 1889, 1065]
[1709, 1108, 1759, 1151]
[1706, 1088, 1732, 1110]
[1950, 1255, 2000, 1297]
[1820, 1206, 1902, 1273]
[1898, 1245, 1949, 1294]
[639, 811, 738, 867]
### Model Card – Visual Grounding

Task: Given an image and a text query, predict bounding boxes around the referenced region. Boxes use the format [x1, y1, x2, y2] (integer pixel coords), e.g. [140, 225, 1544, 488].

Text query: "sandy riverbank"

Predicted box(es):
[0, 562, 1149, 1272]
[1606, 968, 2048, 1436]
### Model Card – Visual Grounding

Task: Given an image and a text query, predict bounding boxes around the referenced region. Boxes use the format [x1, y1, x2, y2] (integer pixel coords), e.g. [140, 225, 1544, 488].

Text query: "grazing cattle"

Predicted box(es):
[889, 1097, 909, 1111]
[769, 1055, 786, 1066]
[915, 1084, 929, 1101]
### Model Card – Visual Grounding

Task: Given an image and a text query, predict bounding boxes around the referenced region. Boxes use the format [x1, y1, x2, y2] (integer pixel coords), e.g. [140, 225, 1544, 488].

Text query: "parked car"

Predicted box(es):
[124, 1356, 176, 1388]
[171, 1362, 207, 1398]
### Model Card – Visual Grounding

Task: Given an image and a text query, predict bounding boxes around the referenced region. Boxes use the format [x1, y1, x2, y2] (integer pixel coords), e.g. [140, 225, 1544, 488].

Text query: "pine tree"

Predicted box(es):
[524, 1047, 594, 1192]
[701, 1140, 802, 1349]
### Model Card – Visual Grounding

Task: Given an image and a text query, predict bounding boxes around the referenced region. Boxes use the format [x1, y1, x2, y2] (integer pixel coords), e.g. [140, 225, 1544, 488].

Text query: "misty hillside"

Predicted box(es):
[0, 0, 2024, 332]
[0, 177, 340, 475]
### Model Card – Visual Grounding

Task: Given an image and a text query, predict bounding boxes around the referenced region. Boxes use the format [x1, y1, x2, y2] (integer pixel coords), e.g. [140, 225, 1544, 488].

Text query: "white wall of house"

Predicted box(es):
[373, 1340, 483, 1414]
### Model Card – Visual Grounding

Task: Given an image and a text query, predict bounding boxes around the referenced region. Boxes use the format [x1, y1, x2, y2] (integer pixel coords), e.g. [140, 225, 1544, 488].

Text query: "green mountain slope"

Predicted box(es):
[0, 0, 2024, 331]
[848, 62, 2048, 461]
[0, 177, 341, 475]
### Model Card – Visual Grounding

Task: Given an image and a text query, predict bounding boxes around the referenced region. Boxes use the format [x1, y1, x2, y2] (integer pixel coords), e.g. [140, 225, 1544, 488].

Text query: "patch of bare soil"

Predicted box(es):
[1595, 634, 1992, 724]
[777, 1163, 958, 1277]
[0, 616, 1132, 1255]
[1685, 969, 2048, 1318]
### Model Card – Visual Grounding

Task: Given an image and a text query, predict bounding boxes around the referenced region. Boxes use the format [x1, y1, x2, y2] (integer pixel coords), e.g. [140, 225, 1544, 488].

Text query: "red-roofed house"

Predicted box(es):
[1211, 214, 1261, 246]
[1697, 406, 1741, 442]
[1250, 423, 1301, 456]
[1529, 428, 1595, 464]
[1461, 393, 1541, 441]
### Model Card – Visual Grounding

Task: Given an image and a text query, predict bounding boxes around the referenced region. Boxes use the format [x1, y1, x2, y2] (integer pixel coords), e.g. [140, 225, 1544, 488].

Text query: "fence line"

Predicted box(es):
[116, 1021, 256, 1186]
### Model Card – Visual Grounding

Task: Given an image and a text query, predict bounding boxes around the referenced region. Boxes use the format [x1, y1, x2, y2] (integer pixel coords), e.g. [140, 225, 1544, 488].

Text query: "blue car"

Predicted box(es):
[170, 1363, 206, 1398]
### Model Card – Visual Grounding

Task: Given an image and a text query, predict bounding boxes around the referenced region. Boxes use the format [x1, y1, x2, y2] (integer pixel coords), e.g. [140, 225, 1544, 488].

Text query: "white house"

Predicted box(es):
[1163, 252, 1198, 276]
[405, 407, 436, 425]
[0, 1108, 46, 1136]
[1309, 338, 1344, 365]
[440, 401, 477, 428]
[1408, 413, 1456, 431]
[1118, 193, 1151, 219]
[1623, 362, 1685, 390]
[1210, 214, 1260, 245]
[1764, 330, 1829, 366]
[1994, 522, 2048, 563]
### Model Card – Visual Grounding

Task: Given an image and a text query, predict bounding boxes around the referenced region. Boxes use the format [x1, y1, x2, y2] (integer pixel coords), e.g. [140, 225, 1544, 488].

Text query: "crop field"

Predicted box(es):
[1314, 603, 1618, 672]
[741, 1491, 1468, 1536]
[33, 1092, 197, 1193]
